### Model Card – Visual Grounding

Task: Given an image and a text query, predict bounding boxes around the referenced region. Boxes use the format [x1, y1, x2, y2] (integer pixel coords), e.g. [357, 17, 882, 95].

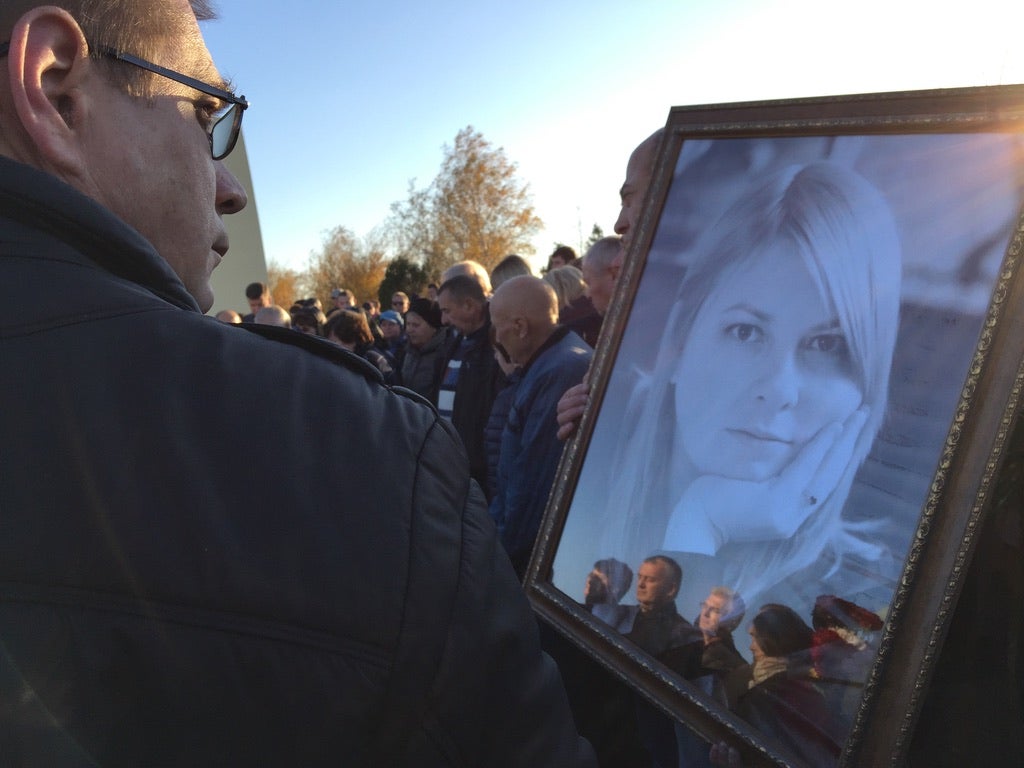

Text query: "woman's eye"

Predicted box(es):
[724, 323, 763, 343]
[804, 333, 849, 355]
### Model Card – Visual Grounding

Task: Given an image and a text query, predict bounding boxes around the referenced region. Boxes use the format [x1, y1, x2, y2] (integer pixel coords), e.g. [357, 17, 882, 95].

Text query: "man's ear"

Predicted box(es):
[4, 7, 92, 172]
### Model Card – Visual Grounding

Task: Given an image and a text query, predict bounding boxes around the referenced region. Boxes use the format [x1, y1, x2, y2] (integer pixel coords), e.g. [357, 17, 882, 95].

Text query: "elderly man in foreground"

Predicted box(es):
[0, 2, 593, 765]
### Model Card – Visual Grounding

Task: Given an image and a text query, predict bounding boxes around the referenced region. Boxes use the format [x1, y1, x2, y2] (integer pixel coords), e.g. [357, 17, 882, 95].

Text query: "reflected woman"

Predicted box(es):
[604, 161, 902, 612]
[731, 604, 843, 765]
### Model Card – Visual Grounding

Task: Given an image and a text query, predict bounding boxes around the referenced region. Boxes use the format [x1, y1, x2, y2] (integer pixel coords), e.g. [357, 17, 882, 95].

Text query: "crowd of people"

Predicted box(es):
[0, 2, 596, 765]
[0, 1, 911, 765]
[221, 245, 607, 578]
[580, 553, 883, 766]
[213, 124, 891, 767]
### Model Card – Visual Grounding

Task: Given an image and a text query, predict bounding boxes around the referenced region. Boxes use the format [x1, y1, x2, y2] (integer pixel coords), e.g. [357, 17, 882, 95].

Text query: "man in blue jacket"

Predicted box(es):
[0, 2, 594, 765]
[489, 276, 593, 577]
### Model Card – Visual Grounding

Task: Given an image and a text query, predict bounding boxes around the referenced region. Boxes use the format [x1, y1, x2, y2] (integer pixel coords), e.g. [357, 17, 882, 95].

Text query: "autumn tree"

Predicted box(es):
[386, 126, 542, 275]
[266, 260, 304, 308]
[306, 226, 388, 308]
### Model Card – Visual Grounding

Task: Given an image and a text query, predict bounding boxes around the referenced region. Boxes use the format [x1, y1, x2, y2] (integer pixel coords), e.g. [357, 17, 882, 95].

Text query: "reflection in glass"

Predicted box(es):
[553, 132, 1024, 761]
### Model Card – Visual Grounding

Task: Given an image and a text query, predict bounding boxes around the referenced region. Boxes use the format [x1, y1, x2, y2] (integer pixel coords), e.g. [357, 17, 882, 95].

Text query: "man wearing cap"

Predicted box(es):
[401, 298, 448, 403]
[377, 308, 407, 369]
[0, 2, 594, 765]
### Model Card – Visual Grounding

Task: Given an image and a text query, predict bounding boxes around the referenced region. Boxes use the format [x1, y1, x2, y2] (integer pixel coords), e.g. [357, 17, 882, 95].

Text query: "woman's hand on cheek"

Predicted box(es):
[663, 407, 869, 553]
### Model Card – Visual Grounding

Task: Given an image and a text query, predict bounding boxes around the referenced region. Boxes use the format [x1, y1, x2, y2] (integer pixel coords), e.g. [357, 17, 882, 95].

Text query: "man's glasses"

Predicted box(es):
[0, 41, 248, 160]
[98, 47, 247, 160]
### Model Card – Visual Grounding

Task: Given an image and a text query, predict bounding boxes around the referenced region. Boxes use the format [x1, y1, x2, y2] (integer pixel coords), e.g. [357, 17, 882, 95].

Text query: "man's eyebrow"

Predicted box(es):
[211, 75, 237, 98]
[194, 60, 236, 96]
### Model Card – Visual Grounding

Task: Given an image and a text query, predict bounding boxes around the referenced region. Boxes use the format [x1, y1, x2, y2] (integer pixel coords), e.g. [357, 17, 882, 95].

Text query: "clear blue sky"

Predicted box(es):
[202, 0, 1024, 273]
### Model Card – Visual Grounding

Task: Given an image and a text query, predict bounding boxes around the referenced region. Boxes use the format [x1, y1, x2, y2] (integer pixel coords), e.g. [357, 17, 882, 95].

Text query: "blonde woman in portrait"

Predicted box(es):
[603, 161, 902, 615]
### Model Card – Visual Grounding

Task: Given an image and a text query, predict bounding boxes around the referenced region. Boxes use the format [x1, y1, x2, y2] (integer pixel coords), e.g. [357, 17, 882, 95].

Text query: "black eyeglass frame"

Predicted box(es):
[0, 40, 248, 160]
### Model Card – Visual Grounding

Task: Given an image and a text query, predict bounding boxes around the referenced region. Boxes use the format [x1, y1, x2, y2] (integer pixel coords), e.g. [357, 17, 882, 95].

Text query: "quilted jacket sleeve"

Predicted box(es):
[378, 414, 596, 767]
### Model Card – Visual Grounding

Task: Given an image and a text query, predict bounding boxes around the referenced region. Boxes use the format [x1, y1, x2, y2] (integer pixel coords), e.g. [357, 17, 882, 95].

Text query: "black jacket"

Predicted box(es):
[400, 326, 448, 404]
[442, 321, 504, 499]
[0, 157, 594, 768]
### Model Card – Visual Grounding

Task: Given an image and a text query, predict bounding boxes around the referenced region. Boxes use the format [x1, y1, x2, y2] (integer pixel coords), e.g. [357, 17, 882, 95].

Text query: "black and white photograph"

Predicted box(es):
[530, 89, 1024, 766]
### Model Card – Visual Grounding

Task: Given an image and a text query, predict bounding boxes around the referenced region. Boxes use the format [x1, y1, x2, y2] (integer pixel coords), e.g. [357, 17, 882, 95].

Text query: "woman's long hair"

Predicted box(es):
[604, 162, 902, 595]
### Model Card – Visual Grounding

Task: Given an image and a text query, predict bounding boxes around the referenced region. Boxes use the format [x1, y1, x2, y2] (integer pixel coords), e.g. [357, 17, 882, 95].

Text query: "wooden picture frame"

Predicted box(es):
[526, 85, 1024, 767]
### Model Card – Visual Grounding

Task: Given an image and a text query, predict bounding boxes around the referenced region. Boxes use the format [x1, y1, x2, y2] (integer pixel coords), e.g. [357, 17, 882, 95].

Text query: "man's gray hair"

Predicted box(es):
[583, 236, 622, 271]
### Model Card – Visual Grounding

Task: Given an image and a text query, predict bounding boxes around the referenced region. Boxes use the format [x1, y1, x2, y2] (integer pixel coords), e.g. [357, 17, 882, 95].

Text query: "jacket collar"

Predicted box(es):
[421, 326, 448, 353]
[0, 155, 200, 312]
[519, 325, 571, 376]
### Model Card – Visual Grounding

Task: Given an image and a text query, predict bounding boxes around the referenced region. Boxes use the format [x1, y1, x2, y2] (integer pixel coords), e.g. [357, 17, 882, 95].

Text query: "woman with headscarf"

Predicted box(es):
[400, 298, 448, 404]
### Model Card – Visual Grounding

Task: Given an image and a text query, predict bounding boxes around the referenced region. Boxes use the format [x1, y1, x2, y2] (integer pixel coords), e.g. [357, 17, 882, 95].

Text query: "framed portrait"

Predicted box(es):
[526, 85, 1024, 766]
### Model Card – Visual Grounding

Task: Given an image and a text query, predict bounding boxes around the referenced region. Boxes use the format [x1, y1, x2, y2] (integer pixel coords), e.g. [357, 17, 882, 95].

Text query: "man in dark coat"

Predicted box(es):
[487, 276, 593, 577]
[437, 274, 505, 499]
[624, 556, 701, 658]
[622, 555, 700, 767]
[0, 3, 593, 766]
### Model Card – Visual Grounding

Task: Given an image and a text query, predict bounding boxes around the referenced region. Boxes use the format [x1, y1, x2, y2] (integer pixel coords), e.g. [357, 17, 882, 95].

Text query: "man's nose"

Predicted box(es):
[613, 208, 628, 236]
[216, 162, 248, 215]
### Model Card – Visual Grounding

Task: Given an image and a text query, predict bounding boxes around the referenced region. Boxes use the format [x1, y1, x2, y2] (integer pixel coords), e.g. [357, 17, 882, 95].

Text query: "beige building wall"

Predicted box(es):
[208, 130, 268, 316]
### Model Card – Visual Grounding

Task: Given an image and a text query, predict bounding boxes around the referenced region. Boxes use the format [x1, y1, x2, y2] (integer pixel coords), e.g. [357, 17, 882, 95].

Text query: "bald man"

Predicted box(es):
[489, 276, 593, 577]
[215, 309, 243, 324]
[612, 128, 664, 276]
[254, 305, 292, 328]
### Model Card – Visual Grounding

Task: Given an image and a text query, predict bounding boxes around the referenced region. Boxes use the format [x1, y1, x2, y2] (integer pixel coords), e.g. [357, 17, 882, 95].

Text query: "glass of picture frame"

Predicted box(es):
[526, 85, 1024, 767]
